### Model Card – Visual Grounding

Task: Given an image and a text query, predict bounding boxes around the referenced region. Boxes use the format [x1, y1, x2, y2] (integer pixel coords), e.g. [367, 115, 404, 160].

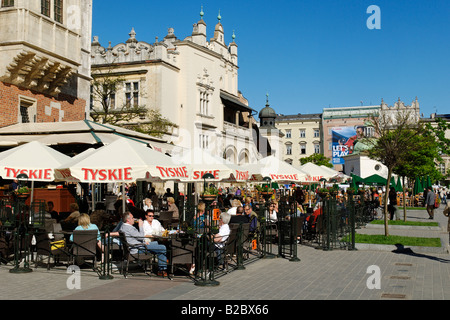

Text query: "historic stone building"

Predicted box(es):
[90, 11, 265, 164]
[334, 98, 421, 178]
[0, 0, 92, 127]
[276, 112, 322, 167]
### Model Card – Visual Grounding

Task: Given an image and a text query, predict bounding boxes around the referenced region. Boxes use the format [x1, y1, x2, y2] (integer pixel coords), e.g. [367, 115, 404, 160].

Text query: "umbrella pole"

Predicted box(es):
[30, 180, 34, 208]
[122, 183, 126, 214]
[92, 183, 95, 214]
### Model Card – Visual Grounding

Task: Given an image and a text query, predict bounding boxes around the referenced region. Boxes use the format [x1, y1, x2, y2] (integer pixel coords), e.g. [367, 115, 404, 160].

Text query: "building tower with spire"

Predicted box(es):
[258, 94, 283, 157]
[90, 7, 263, 164]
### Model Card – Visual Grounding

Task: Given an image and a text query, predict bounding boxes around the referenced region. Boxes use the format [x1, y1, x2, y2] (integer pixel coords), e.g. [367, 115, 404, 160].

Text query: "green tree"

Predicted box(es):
[90, 66, 177, 138]
[364, 110, 425, 236]
[300, 154, 333, 168]
[393, 127, 443, 221]
[90, 69, 147, 125]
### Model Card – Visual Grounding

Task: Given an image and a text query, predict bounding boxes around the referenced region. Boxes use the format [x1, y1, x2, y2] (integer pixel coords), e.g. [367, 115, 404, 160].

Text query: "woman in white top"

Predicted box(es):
[143, 198, 154, 212]
[266, 201, 278, 222]
[213, 212, 231, 247]
[142, 209, 165, 239]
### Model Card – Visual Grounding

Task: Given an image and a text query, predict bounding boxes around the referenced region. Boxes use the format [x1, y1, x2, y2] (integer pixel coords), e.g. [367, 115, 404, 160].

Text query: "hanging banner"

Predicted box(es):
[331, 126, 364, 165]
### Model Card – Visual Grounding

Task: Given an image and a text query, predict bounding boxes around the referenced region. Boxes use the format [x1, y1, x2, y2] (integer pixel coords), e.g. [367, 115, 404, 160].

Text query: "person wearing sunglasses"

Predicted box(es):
[143, 209, 166, 239]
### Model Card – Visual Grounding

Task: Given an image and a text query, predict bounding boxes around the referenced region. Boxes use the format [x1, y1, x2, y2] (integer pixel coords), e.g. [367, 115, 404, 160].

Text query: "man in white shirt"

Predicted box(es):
[142, 210, 165, 238]
[120, 212, 168, 276]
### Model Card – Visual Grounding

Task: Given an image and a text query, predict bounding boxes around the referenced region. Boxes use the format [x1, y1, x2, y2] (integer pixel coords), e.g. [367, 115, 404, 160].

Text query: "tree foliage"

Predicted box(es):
[90, 66, 177, 138]
[300, 153, 333, 168]
[363, 110, 425, 236]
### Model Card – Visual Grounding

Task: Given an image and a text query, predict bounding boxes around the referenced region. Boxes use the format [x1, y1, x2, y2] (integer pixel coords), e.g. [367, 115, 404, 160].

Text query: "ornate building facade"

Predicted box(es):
[0, 0, 92, 127]
[90, 11, 266, 164]
[276, 112, 322, 167]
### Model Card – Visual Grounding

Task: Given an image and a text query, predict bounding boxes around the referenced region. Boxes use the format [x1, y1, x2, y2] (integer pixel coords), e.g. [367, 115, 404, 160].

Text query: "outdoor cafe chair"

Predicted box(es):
[70, 229, 98, 269]
[222, 226, 238, 272]
[158, 211, 173, 229]
[169, 236, 197, 276]
[118, 231, 157, 278]
[34, 232, 71, 270]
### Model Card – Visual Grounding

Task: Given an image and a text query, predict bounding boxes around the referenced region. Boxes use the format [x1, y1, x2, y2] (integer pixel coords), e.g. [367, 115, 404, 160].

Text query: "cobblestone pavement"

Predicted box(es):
[1, 205, 449, 303]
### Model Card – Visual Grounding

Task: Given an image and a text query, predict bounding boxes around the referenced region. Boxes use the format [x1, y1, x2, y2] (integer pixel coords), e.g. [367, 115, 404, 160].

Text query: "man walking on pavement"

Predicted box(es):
[426, 186, 436, 219]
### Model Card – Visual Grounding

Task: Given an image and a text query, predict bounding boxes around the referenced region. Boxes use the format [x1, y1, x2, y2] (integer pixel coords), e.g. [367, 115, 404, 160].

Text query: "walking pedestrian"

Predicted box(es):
[425, 186, 436, 219]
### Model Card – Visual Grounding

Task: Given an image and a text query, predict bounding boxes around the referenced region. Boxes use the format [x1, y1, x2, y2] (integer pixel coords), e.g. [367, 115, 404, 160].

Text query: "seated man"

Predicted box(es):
[229, 206, 249, 224]
[120, 212, 168, 276]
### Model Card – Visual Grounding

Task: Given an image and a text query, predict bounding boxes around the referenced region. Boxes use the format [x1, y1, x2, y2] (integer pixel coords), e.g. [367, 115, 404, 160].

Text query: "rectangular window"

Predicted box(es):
[314, 129, 320, 138]
[20, 106, 30, 123]
[199, 92, 209, 115]
[299, 129, 306, 138]
[199, 134, 209, 149]
[314, 144, 320, 154]
[285, 130, 291, 139]
[109, 93, 116, 109]
[300, 144, 306, 155]
[125, 81, 139, 107]
[286, 145, 292, 155]
[54, 0, 63, 23]
[18, 97, 36, 124]
[1, 0, 14, 7]
[41, 0, 50, 17]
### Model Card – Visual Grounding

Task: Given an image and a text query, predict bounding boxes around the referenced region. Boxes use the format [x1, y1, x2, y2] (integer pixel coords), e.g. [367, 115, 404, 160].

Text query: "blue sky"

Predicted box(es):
[92, 0, 450, 118]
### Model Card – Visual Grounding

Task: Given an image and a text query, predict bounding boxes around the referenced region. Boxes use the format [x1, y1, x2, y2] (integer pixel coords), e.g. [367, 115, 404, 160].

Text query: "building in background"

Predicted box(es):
[90, 11, 265, 164]
[322, 105, 379, 172]
[276, 112, 322, 167]
[337, 98, 421, 179]
[0, 0, 92, 127]
[421, 113, 450, 185]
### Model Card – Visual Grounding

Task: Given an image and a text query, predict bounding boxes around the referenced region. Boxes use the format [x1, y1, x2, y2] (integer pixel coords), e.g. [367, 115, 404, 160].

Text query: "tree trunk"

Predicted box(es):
[384, 168, 393, 236]
[402, 176, 407, 222]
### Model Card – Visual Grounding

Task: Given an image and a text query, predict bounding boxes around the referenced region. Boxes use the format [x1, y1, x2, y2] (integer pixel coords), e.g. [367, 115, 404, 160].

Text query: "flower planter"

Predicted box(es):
[201, 194, 216, 202]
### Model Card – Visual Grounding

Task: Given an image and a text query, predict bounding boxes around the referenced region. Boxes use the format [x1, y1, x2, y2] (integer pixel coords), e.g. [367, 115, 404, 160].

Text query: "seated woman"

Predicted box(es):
[211, 212, 231, 266]
[166, 197, 179, 220]
[70, 213, 102, 251]
[266, 201, 278, 222]
[192, 202, 206, 229]
[143, 198, 154, 212]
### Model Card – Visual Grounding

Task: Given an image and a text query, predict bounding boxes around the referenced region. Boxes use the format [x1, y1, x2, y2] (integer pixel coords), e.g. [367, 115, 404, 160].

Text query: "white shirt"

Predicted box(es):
[142, 219, 165, 237]
[227, 207, 237, 215]
[267, 210, 278, 222]
[215, 224, 230, 249]
[143, 204, 154, 211]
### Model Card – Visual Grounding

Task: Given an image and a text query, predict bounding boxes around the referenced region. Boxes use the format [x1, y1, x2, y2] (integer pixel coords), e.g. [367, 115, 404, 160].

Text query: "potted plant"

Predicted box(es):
[317, 188, 330, 198]
[346, 187, 356, 195]
[16, 186, 30, 199]
[201, 186, 218, 201]
[259, 184, 274, 195]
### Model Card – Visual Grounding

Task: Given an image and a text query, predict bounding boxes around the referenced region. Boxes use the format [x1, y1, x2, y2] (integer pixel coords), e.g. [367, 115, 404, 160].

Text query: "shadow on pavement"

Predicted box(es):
[392, 244, 450, 263]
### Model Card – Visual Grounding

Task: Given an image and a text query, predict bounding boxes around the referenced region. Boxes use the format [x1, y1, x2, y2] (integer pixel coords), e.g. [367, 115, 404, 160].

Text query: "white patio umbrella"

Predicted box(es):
[170, 148, 234, 183]
[298, 162, 335, 183]
[241, 155, 309, 183]
[0, 141, 72, 205]
[55, 138, 186, 183]
[54, 138, 188, 213]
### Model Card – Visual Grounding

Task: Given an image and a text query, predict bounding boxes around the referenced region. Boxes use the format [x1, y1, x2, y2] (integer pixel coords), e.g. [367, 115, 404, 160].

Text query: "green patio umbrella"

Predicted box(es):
[426, 175, 432, 189]
[363, 174, 387, 186]
[421, 176, 427, 189]
[350, 173, 364, 189]
[413, 176, 423, 195]
[390, 176, 396, 189]
[395, 176, 403, 192]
